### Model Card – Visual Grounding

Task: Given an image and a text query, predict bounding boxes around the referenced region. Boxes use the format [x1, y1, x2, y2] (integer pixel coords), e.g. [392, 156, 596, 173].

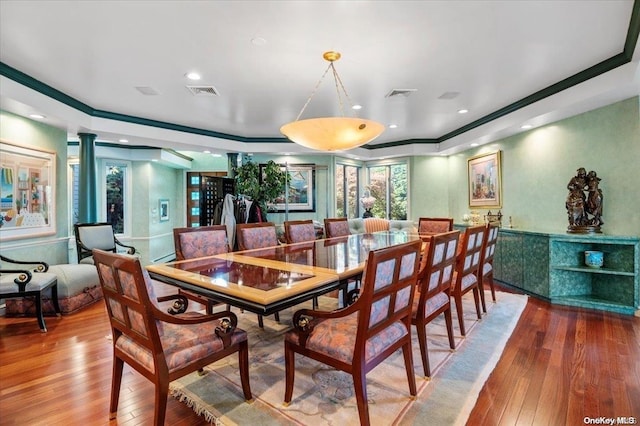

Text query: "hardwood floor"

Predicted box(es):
[1, 282, 638, 425]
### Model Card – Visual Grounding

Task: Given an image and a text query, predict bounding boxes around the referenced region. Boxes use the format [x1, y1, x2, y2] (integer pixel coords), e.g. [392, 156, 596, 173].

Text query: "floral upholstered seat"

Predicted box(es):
[324, 218, 351, 238]
[284, 220, 316, 244]
[417, 217, 454, 234]
[236, 222, 279, 251]
[93, 249, 252, 425]
[173, 225, 229, 260]
[284, 240, 422, 425]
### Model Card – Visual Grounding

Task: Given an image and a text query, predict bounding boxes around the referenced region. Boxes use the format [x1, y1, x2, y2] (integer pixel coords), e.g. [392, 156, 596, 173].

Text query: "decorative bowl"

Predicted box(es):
[584, 250, 604, 268]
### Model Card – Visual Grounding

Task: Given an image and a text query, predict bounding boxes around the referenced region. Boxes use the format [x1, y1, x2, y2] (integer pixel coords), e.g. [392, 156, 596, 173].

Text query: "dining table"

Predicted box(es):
[146, 230, 424, 318]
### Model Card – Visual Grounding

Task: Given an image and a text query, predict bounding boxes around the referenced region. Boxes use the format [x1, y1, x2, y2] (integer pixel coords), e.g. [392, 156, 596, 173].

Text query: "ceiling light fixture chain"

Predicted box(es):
[295, 61, 333, 121]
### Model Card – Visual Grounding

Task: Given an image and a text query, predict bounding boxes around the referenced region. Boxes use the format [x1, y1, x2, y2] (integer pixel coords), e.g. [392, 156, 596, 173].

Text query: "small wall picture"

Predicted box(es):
[159, 199, 169, 222]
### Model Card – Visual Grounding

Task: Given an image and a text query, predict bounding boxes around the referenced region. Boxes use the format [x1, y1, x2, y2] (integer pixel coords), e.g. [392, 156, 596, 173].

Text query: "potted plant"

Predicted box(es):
[233, 160, 289, 218]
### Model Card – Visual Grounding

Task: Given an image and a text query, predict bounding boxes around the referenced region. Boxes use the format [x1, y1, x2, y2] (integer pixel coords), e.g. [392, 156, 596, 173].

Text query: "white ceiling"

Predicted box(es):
[1, 1, 638, 159]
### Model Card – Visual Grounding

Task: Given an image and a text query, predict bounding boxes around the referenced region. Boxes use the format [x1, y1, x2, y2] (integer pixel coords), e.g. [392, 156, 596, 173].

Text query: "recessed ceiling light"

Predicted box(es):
[470, 143, 479, 147]
[251, 37, 267, 46]
[458, 109, 468, 114]
[521, 124, 533, 129]
[119, 139, 128, 143]
[352, 105, 362, 110]
[29, 114, 45, 119]
[389, 124, 398, 129]
[151, 159, 158, 162]
[203, 150, 211, 154]
[185, 72, 201, 80]
[211, 153, 222, 158]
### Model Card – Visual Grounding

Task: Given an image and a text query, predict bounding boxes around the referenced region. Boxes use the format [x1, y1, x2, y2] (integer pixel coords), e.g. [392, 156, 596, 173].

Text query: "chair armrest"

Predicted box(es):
[0, 269, 33, 291]
[0, 254, 49, 272]
[292, 301, 359, 333]
[154, 308, 239, 347]
[114, 237, 136, 255]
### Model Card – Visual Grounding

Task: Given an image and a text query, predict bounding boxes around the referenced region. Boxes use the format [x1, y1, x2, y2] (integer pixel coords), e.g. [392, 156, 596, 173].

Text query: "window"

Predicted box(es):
[335, 163, 360, 218]
[68, 159, 131, 235]
[366, 162, 408, 220]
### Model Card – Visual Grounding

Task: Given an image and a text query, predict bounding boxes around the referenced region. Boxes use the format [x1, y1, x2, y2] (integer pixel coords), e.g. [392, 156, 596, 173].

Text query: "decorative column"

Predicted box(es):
[77, 133, 98, 223]
[227, 153, 238, 178]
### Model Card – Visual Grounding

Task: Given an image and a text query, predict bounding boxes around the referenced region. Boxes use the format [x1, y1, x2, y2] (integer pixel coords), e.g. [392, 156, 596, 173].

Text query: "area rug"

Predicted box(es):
[170, 291, 528, 425]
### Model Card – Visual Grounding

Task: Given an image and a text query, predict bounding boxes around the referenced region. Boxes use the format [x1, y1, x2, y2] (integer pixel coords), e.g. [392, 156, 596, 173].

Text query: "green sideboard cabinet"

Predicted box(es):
[488, 227, 639, 315]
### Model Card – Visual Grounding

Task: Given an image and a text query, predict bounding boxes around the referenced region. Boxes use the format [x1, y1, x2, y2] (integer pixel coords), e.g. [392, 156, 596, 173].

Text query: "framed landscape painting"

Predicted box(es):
[264, 164, 315, 212]
[468, 151, 502, 208]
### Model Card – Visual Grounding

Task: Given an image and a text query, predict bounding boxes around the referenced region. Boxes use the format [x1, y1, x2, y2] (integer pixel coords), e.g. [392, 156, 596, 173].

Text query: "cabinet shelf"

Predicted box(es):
[551, 265, 635, 276]
[552, 295, 637, 316]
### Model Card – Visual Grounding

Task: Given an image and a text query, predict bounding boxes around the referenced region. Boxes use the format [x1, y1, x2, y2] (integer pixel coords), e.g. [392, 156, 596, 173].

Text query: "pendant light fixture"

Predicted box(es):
[280, 51, 384, 151]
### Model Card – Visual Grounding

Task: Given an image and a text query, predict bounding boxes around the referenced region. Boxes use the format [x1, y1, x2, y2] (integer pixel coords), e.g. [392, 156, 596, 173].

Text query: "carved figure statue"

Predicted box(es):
[586, 170, 603, 226]
[566, 167, 603, 233]
[566, 168, 588, 227]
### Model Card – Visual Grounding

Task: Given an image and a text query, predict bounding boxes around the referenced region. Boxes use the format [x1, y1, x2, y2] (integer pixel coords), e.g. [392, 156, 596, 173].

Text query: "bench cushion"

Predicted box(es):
[5, 264, 101, 315]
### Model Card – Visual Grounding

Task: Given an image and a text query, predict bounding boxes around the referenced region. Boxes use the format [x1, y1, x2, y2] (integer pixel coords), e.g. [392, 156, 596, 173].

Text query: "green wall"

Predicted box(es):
[412, 96, 640, 236]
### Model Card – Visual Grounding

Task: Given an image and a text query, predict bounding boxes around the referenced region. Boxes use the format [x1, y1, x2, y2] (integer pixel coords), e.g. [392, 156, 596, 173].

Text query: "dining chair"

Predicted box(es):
[235, 222, 281, 327]
[93, 249, 252, 426]
[417, 217, 454, 234]
[236, 222, 279, 251]
[324, 217, 351, 238]
[284, 219, 316, 244]
[284, 240, 422, 425]
[451, 224, 485, 336]
[477, 223, 499, 312]
[411, 230, 460, 378]
[161, 225, 230, 314]
[74, 222, 137, 264]
[0, 254, 61, 332]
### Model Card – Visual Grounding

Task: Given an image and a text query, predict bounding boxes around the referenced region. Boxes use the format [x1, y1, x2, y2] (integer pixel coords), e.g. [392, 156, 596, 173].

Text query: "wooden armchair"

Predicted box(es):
[236, 222, 279, 251]
[93, 249, 252, 426]
[417, 217, 454, 234]
[478, 223, 499, 312]
[451, 224, 485, 336]
[0, 254, 60, 332]
[284, 240, 422, 425]
[162, 225, 230, 314]
[283, 219, 316, 244]
[411, 230, 460, 378]
[235, 222, 281, 327]
[324, 217, 351, 238]
[74, 222, 136, 264]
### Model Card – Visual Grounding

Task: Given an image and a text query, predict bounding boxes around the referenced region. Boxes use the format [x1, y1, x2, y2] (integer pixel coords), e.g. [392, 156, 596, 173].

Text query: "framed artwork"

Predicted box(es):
[468, 151, 502, 208]
[263, 163, 315, 212]
[159, 199, 169, 222]
[0, 140, 56, 240]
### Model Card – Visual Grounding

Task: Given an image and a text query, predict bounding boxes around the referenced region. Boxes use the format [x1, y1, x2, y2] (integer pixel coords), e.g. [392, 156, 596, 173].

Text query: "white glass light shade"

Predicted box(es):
[280, 117, 384, 151]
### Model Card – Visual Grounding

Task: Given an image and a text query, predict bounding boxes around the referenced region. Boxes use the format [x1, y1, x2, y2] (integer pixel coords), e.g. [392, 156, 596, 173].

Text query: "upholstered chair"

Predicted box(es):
[74, 222, 136, 264]
[284, 220, 316, 244]
[235, 222, 281, 327]
[477, 223, 499, 312]
[324, 217, 351, 238]
[93, 249, 252, 426]
[363, 217, 390, 233]
[411, 230, 459, 378]
[164, 225, 230, 314]
[0, 255, 60, 332]
[236, 222, 279, 251]
[451, 224, 485, 336]
[417, 217, 454, 234]
[284, 240, 422, 425]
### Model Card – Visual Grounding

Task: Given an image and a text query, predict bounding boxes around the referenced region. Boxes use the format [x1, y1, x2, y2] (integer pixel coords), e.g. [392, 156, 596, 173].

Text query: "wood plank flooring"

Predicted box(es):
[1, 282, 638, 425]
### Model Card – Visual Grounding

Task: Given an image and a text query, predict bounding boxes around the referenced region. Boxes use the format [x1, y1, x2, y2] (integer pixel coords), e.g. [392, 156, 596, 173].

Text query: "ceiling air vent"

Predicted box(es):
[438, 91, 460, 100]
[135, 86, 161, 96]
[385, 89, 417, 98]
[186, 85, 219, 96]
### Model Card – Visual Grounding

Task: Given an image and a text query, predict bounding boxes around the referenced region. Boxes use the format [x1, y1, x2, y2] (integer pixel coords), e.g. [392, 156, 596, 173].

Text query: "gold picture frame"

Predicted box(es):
[468, 151, 502, 208]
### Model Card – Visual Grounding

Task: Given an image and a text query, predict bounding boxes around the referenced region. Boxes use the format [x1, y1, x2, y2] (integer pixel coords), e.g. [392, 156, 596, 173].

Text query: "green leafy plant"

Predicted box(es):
[234, 160, 290, 214]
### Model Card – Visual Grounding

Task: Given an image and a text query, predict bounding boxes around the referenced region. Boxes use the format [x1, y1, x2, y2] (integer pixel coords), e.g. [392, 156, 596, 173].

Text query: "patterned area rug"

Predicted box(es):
[170, 291, 527, 425]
